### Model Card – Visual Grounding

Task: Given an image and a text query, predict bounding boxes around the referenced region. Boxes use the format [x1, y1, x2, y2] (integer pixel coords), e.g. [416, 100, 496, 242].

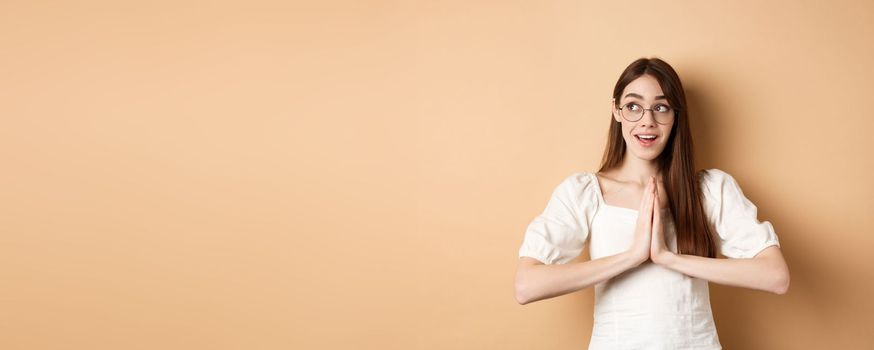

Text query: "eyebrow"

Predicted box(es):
[624, 93, 667, 100]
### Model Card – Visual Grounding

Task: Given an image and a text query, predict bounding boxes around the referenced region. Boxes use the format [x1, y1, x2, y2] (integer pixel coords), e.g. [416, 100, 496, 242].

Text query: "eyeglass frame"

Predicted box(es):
[611, 97, 678, 125]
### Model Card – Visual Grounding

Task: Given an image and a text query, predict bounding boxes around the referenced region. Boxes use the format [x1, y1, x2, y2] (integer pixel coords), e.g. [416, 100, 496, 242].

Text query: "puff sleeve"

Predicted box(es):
[517, 173, 592, 265]
[701, 169, 781, 259]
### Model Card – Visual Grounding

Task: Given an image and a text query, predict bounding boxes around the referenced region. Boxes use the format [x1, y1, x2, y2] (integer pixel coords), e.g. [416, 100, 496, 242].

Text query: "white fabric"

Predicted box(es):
[517, 168, 780, 349]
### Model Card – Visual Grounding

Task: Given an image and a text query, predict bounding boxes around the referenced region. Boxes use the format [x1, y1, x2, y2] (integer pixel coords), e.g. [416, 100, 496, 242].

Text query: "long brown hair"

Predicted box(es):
[598, 57, 717, 258]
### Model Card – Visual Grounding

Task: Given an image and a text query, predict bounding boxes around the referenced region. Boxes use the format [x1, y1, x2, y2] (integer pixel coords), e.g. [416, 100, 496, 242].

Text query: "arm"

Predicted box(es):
[515, 252, 640, 305]
[654, 246, 790, 294]
[649, 181, 791, 294]
[515, 176, 659, 305]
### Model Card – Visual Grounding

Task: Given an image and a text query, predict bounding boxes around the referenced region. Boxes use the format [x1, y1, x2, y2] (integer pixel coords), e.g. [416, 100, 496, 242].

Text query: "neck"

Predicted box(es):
[615, 153, 662, 185]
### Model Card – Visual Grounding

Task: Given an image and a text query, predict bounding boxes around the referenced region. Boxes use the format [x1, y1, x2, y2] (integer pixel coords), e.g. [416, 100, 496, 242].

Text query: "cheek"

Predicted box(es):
[661, 126, 674, 140]
[621, 127, 634, 143]
[621, 123, 634, 137]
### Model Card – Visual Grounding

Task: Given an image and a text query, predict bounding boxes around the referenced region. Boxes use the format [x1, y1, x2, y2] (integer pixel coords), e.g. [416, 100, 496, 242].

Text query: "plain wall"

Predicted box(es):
[2, 0, 873, 349]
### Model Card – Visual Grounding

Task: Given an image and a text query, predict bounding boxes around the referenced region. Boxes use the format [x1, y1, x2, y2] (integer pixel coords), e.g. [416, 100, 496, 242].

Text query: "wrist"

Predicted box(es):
[623, 250, 647, 268]
[653, 250, 677, 266]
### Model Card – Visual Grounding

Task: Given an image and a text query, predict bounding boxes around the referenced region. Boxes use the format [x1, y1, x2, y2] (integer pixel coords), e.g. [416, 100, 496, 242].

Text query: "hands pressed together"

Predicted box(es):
[627, 176, 675, 267]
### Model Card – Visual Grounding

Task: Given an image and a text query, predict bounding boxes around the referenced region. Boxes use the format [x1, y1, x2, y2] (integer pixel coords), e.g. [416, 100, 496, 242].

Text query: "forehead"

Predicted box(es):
[622, 75, 665, 100]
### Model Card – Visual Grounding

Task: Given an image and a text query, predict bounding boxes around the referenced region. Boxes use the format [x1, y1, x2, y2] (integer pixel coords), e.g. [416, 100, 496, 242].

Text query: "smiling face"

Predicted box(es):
[611, 74, 675, 162]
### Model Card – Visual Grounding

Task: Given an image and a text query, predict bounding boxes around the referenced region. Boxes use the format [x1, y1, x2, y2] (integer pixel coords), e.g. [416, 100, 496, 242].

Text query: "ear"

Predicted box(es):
[611, 98, 621, 123]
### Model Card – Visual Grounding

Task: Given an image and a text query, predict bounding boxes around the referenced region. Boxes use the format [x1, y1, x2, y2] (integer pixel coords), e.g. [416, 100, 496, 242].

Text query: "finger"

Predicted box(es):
[639, 178, 654, 212]
[653, 187, 661, 225]
[650, 177, 657, 221]
[647, 177, 655, 213]
[644, 177, 655, 225]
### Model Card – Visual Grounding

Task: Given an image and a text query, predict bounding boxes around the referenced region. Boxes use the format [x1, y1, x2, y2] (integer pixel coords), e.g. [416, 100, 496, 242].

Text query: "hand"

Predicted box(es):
[626, 176, 655, 267]
[650, 179, 674, 265]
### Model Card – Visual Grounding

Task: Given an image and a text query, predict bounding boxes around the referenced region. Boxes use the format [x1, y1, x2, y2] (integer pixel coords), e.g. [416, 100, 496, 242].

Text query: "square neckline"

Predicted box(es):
[590, 172, 670, 213]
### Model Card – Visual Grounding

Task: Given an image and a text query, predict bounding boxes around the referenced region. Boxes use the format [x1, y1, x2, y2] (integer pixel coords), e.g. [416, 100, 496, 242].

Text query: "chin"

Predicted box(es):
[626, 143, 666, 160]
[632, 152, 661, 161]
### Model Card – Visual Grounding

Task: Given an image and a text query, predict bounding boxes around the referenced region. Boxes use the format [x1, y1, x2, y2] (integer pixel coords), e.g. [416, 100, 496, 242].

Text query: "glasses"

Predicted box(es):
[615, 99, 676, 125]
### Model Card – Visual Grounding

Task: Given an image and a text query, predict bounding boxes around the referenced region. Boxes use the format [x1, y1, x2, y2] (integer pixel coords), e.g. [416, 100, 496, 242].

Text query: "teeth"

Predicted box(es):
[638, 135, 656, 140]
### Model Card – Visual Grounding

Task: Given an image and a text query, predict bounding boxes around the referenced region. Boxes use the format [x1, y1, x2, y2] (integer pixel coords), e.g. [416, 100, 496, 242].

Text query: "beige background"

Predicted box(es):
[2, 0, 873, 349]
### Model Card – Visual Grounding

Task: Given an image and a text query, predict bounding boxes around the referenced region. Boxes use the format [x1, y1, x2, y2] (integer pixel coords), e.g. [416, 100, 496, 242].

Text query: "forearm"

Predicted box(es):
[515, 252, 639, 304]
[658, 250, 789, 294]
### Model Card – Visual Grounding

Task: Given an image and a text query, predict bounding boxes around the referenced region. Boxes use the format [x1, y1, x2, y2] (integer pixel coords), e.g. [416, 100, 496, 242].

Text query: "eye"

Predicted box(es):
[625, 103, 641, 111]
[655, 104, 671, 113]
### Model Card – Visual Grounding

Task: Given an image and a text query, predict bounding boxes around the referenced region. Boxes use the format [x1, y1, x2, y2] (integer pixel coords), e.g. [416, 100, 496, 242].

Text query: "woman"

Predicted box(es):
[514, 57, 790, 349]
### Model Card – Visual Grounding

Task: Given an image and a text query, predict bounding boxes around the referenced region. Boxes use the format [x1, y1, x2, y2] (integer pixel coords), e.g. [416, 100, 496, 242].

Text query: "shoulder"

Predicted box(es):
[558, 171, 598, 194]
[697, 168, 741, 184]
[697, 168, 742, 201]
[698, 168, 731, 184]
[551, 171, 600, 207]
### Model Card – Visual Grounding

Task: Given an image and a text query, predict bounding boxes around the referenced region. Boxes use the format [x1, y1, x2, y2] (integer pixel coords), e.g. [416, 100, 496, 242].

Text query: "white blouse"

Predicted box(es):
[517, 169, 781, 350]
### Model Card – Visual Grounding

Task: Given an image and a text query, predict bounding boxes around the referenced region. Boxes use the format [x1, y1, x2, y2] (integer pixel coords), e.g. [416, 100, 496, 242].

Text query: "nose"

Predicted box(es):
[638, 109, 657, 127]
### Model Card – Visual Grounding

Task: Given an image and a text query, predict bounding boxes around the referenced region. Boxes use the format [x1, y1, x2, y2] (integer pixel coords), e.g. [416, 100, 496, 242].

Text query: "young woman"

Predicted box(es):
[514, 57, 790, 349]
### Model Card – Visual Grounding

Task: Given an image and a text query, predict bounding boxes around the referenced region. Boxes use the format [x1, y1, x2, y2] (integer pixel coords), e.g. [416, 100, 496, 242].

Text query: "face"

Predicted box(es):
[611, 74, 675, 161]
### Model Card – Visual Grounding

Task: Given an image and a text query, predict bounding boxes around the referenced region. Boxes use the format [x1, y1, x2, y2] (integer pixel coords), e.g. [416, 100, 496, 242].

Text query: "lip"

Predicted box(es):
[634, 134, 658, 148]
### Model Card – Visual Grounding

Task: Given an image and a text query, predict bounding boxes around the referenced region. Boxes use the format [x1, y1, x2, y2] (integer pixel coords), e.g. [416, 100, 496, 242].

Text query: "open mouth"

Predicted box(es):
[635, 134, 657, 147]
